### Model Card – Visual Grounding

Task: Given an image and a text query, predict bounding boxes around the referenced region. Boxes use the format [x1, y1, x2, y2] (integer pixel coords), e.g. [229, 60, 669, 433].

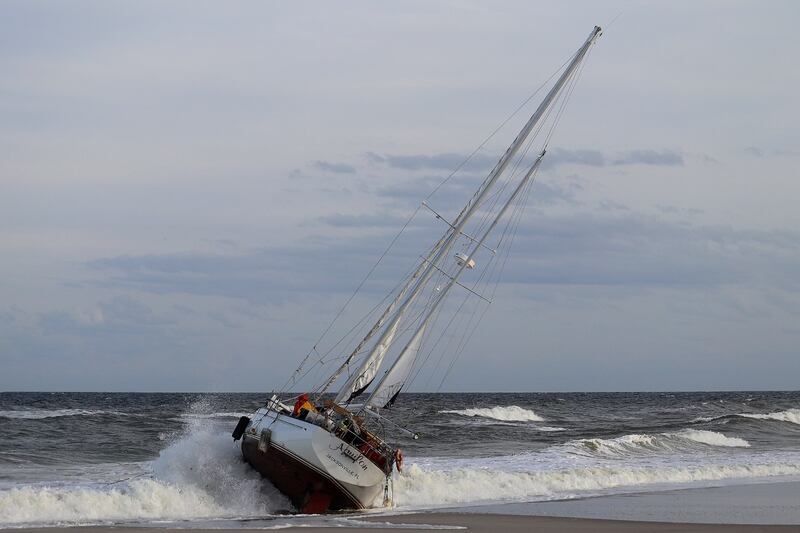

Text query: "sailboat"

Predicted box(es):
[231, 26, 602, 513]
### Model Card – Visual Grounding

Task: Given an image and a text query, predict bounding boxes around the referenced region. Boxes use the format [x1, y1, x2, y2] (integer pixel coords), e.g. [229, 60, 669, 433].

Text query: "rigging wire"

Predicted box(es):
[435, 46, 595, 391]
[414, 62, 575, 384]
[438, 169, 536, 391]
[281, 35, 596, 401]
[403, 45, 592, 394]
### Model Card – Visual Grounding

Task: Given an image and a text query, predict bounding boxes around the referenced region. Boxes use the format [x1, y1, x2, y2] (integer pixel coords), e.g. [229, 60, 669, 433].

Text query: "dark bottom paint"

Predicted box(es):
[241, 435, 363, 512]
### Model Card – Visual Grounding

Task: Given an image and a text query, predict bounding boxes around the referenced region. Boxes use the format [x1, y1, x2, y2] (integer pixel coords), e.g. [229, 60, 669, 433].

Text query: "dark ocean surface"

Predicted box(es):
[1, 391, 798, 527]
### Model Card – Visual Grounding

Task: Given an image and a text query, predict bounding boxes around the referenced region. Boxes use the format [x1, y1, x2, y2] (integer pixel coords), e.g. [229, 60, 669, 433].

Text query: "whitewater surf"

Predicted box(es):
[1, 391, 799, 527]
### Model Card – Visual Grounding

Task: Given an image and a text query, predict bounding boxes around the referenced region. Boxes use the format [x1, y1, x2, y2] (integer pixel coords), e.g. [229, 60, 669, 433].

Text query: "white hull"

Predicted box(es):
[242, 407, 388, 511]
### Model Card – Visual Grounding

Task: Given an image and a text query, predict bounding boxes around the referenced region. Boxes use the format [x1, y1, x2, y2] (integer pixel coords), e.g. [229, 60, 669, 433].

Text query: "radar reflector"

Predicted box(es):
[455, 252, 476, 269]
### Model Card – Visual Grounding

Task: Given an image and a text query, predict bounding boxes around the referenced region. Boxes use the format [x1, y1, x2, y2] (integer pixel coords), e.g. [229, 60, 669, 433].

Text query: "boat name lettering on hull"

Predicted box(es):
[331, 442, 368, 471]
[325, 452, 360, 480]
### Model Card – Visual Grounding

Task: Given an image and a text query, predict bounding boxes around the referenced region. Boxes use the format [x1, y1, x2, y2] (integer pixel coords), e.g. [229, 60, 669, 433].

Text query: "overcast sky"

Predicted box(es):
[2, 1, 799, 392]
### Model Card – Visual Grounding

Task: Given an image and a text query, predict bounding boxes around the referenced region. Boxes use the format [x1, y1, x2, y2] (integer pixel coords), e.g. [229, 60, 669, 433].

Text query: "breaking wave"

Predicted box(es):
[440, 406, 545, 422]
[564, 429, 750, 457]
[0, 420, 289, 527]
[692, 408, 800, 426]
[675, 429, 750, 448]
[393, 460, 800, 507]
[0, 408, 128, 420]
[179, 412, 250, 420]
[738, 409, 800, 426]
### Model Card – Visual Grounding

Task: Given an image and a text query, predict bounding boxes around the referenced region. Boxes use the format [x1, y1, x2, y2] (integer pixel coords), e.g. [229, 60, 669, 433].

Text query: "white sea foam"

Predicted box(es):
[0, 479, 230, 526]
[738, 408, 800, 426]
[0, 419, 288, 527]
[564, 430, 750, 457]
[440, 406, 545, 422]
[179, 412, 250, 419]
[673, 429, 750, 448]
[691, 408, 800, 426]
[393, 461, 800, 507]
[691, 415, 719, 423]
[0, 408, 127, 420]
[569, 434, 659, 456]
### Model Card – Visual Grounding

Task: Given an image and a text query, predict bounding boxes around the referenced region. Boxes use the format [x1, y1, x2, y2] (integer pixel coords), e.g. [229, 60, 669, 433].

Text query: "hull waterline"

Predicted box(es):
[240, 408, 389, 512]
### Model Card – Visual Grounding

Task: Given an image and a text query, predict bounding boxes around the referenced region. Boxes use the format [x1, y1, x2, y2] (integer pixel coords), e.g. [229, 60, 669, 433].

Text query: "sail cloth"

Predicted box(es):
[332, 237, 447, 403]
[334, 320, 400, 403]
[328, 27, 601, 411]
[359, 28, 601, 411]
[366, 324, 426, 409]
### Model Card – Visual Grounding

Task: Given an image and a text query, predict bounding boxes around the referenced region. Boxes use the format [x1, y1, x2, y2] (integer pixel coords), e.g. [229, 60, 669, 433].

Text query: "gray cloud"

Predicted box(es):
[542, 148, 605, 168]
[497, 212, 800, 291]
[366, 151, 498, 173]
[612, 150, 684, 166]
[86, 238, 419, 304]
[366, 147, 685, 177]
[3, 1, 800, 391]
[0, 308, 18, 325]
[373, 171, 580, 209]
[86, 207, 800, 307]
[318, 213, 411, 228]
[313, 160, 357, 174]
[38, 296, 173, 336]
[743, 147, 799, 158]
[546, 148, 683, 167]
[743, 146, 765, 157]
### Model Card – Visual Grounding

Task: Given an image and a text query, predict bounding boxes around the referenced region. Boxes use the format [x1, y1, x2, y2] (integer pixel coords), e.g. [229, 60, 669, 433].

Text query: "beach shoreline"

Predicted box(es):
[6, 480, 798, 532]
[7, 514, 800, 533]
[451, 479, 800, 525]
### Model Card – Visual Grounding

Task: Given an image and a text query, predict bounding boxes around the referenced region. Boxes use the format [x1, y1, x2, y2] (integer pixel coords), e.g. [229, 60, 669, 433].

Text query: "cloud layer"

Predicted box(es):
[2, 1, 799, 391]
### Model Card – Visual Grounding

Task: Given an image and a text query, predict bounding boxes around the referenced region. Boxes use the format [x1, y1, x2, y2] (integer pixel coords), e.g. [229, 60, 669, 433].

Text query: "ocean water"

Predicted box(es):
[0, 391, 799, 528]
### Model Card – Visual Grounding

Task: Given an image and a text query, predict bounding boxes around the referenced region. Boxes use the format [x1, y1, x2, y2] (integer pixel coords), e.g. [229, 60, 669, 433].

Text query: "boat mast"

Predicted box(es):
[363, 26, 602, 408]
[316, 243, 439, 400]
[365, 151, 547, 409]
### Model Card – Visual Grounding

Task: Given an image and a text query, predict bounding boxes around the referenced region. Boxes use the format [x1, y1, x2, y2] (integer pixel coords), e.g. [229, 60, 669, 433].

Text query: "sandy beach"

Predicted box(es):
[458, 481, 800, 525]
[7, 482, 798, 532]
[8, 513, 800, 533]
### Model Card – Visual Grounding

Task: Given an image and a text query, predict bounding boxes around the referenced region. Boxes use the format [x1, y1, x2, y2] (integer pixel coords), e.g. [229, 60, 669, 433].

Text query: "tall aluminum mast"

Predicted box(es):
[365, 151, 547, 408]
[363, 26, 602, 408]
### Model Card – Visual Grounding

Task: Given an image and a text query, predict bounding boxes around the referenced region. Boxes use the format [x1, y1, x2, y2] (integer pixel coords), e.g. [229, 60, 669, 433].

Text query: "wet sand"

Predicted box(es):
[458, 481, 800, 525]
[8, 482, 799, 531]
[10, 513, 800, 533]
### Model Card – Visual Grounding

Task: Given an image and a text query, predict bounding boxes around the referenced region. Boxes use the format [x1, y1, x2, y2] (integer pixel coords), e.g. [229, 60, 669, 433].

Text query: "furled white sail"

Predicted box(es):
[366, 324, 426, 409]
[335, 319, 400, 403]
[360, 28, 599, 410]
[319, 26, 601, 411]
[365, 151, 548, 410]
[239, 25, 603, 515]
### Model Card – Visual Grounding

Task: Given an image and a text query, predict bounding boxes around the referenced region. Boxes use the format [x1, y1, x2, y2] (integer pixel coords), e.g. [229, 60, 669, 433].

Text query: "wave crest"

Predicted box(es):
[394, 461, 800, 507]
[440, 405, 544, 422]
[179, 412, 250, 420]
[564, 429, 749, 457]
[675, 429, 750, 448]
[0, 408, 126, 420]
[738, 408, 800, 426]
[0, 419, 288, 526]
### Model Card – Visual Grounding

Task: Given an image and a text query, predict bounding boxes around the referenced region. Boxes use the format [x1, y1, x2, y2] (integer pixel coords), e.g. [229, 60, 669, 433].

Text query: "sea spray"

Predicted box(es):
[151, 416, 289, 513]
[440, 405, 545, 422]
[738, 408, 800, 426]
[563, 430, 750, 457]
[393, 461, 800, 508]
[0, 479, 226, 526]
[0, 417, 289, 527]
[2, 391, 799, 526]
[673, 429, 750, 448]
[0, 408, 130, 420]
